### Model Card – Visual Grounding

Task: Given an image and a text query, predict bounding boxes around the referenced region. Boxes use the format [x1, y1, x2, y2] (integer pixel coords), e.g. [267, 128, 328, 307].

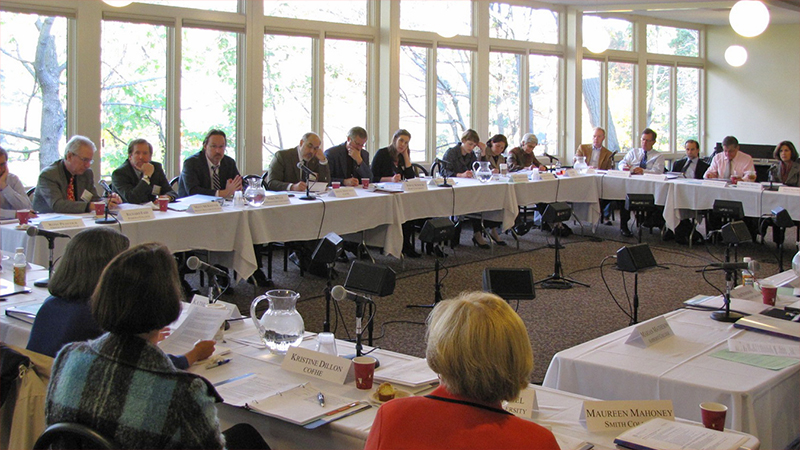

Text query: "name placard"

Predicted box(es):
[564, 168, 579, 177]
[282, 346, 351, 385]
[538, 172, 557, 181]
[642, 173, 667, 181]
[404, 179, 428, 192]
[40, 217, 84, 230]
[586, 168, 597, 174]
[332, 187, 358, 198]
[581, 400, 674, 431]
[188, 201, 223, 214]
[503, 387, 538, 418]
[625, 316, 674, 347]
[510, 173, 530, 183]
[262, 193, 291, 206]
[736, 181, 762, 191]
[778, 186, 800, 195]
[702, 179, 728, 188]
[606, 170, 631, 178]
[118, 207, 155, 222]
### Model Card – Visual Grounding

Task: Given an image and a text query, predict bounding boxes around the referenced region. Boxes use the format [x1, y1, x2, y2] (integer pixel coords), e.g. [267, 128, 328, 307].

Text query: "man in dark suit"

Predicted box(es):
[112, 139, 177, 204]
[325, 126, 372, 186]
[266, 132, 330, 191]
[671, 139, 709, 244]
[178, 129, 242, 198]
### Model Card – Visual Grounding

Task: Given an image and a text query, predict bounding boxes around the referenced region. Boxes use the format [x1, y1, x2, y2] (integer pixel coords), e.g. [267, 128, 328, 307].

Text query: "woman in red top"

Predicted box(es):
[364, 292, 560, 450]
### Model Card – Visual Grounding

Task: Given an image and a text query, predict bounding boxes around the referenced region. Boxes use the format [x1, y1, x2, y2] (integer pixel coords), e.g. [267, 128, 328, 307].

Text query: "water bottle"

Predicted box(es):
[13, 247, 26, 286]
[741, 257, 754, 287]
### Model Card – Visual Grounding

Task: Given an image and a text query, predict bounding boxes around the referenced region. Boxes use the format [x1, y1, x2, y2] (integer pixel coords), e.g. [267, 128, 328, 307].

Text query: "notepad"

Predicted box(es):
[614, 418, 747, 450]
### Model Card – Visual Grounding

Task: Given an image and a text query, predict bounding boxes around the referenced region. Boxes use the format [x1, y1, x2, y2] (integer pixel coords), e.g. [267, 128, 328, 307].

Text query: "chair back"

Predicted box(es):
[33, 422, 118, 450]
[169, 176, 180, 191]
[26, 187, 35, 203]
[411, 163, 428, 177]
[260, 171, 269, 189]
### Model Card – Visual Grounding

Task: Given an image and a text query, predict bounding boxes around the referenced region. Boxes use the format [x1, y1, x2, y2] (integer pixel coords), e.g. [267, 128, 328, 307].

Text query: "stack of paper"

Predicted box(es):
[373, 358, 438, 388]
[614, 418, 747, 450]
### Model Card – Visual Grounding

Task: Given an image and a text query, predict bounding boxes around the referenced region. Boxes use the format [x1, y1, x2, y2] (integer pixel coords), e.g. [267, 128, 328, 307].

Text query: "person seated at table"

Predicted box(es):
[325, 126, 372, 187]
[266, 131, 330, 192]
[480, 134, 509, 246]
[111, 138, 177, 204]
[26, 227, 214, 369]
[616, 128, 666, 237]
[45, 243, 270, 450]
[32, 135, 121, 214]
[364, 291, 560, 450]
[704, 136, 758, 239]
[769, 140, 799, 187]
[671, 139, 710, 245]
[575, 127, 613, 170]
[507, 133, 547, 172]
[0, 146, 34, 219]
[371, 129, 421, 257]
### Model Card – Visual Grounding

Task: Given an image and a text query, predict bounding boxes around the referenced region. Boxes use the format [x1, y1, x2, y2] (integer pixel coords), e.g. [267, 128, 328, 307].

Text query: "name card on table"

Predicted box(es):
[510, 173, 530, 183]
[40, 217, 84, 230]
[404, 179, 428, 192]
[641, 173, 667, 181]
[332, 187, 358, 198]
[282, 346, 352, 385]
[581, 400, 674, 432]
[118, 207, 155, 222]
[702, 179, 729, 188]
[502, 387, 538, 418]
[736, 181, 763, 191]
[586, 168, 597, 174]
[606, 170, 631, 178]
[188, 201, 223, 214]
[564, 168, 579, 177]
[625, 316, 674, 347]
[778, 186, 800, 195]
[538, 172, 557, 181]
[262, 193, 291, 206]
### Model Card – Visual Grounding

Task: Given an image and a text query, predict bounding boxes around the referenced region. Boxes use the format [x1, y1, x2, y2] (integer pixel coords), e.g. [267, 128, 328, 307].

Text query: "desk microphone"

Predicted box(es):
[186, 256, 228, 277]
[709, 259, 759, 271]
[26, 226, 69, 240]
[296, 162, 318, 180]
[331, 285, 369, 303]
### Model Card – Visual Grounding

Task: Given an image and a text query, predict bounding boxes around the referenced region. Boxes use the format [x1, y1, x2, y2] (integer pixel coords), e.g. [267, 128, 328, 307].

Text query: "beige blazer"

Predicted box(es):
[575, 144, 613, 170]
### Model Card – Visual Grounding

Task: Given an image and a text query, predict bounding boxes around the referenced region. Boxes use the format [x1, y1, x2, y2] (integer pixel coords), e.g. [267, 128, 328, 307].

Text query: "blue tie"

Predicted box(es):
[639, 152, 648, 169]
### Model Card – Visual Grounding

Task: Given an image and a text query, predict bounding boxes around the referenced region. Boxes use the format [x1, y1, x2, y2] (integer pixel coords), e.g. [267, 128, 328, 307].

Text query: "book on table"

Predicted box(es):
[4, 301, 43, 324]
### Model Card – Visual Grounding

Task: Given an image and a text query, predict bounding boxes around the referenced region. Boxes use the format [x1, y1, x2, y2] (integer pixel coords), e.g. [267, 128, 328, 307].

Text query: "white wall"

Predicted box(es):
[706, 22, 800, 155]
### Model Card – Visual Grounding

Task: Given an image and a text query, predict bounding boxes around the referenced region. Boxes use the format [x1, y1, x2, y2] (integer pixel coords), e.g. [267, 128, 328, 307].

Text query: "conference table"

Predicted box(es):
[542, 272, 800, 450]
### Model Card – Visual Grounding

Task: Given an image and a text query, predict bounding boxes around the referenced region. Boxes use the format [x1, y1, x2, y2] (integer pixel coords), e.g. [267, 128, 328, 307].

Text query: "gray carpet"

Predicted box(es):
[190, 219, 794, 384]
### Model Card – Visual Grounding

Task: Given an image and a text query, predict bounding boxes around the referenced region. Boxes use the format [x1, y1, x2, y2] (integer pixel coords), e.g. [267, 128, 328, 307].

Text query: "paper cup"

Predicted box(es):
[92, 201, 106, 218]
[700, 402, 727, 431]
[361, 178, 370, 189]
[353, 356, 377, 389]
[15, 210, 29, 225]
[761, 284, 778, 306]
[315, 332, 338, 356]
[157, 196, 170, 212]
[332, 181, 341, 189]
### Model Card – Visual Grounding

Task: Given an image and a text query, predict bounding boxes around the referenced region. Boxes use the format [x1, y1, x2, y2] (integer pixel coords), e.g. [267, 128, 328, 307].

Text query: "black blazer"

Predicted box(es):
[671, 157, 709, 179]
[178, 150, 240, 197]
[111, 160, 176, 204]
[371, 147, 415, 182]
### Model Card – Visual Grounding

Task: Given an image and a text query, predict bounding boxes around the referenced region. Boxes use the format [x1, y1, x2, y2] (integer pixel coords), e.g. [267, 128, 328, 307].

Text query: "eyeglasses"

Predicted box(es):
[70, 152, 93, 164]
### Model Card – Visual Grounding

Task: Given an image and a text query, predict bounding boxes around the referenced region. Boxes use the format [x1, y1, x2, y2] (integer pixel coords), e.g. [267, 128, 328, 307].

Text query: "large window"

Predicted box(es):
[323, 39, 368, 149]
[401, 1, 471, 36]
[676, 67, 700, 146]
[264, 1, 367, 25]
[489, 52, 521, 141]
[436, 48, 472, 159]
[101, 20, 167, 177]
[0, 12, 67, 186]
[529, 54, 560, 155]
[584, 16, 633, 52]
[137, 1, 238, 13]
[489, 4, 558, 44]
[581, 59, 602, 145]
[399, 45, 428, 162]
[647, 64, 672, 151]
[647, 24, 699, 57]
[607, 62, 634, 152]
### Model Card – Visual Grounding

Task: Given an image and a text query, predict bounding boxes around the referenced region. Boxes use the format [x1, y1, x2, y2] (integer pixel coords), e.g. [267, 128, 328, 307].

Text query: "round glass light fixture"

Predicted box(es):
[437, 27, 458, 39]
[583, 17, 610, 54]
[103, 0, 133, 7]
[729, 0, 770, 37]
[724, 45, 748, 67]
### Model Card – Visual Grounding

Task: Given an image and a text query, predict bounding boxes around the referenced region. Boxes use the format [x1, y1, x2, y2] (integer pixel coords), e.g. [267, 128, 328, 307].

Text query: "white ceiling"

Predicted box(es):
[542, 1, 800, 25]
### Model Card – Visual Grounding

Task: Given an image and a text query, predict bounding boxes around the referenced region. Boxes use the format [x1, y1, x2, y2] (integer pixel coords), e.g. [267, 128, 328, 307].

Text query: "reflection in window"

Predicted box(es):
[581, 59, 601, 146]
[181, 27, 238, 166]
[489, 52, 521, 141]
[136, 1, 238, 13]
[264, 1, 367, 25]
[607, 62, 634, 152]
[401, 1, 470, 37]
[583, 16, 632, 52]
[263, 34, 312, 170]
[528, 54, 559, 156]
[0, 12, 67, 186]
[399, 46, 427, 162]
[489, 3, 558, 44]
[647, 25, 699, 57]
[324, 39, 367, 149]
[436, 48, 472, 159]
[101, 21, 167, 177]
[676, 67, 700, 147]
[647, 65, 671, 151]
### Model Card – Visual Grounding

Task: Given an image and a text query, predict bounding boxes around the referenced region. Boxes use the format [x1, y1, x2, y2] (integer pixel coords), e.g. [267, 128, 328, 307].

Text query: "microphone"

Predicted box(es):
[710, 260, 759, 271]
[98, 179, 113, 197]
[26, 226, 69, 240]
[542, 153, 560, 163]
[434, 158, 453, 168]
[296, 161, 318, 180]
[331, 285, 369, 303]
[186, 256, 228, 277]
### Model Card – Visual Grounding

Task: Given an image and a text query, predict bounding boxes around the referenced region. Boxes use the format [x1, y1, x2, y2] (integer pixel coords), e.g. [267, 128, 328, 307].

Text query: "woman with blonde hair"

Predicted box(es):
[365, 292, 559, 450]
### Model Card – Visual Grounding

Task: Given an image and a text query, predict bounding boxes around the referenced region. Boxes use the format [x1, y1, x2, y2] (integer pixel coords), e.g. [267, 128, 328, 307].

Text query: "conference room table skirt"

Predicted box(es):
[542, 308, 799, 450]
[512, 175, 603, 225]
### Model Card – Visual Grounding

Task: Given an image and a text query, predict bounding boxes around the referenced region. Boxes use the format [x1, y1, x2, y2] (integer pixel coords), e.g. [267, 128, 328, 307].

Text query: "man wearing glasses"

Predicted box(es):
[33, 135, 121, 214]
[178, 129, 242, 198]
[616, 128, 666, 237]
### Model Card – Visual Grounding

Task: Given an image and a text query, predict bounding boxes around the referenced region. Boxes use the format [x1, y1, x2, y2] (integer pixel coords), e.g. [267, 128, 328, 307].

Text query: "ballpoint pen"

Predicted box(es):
[317, 392, 325, 407]
[205, 358, 231, 370]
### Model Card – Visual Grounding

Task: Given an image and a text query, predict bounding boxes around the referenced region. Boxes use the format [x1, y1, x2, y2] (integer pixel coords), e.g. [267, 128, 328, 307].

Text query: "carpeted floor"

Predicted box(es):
[188, 218, 795, 384]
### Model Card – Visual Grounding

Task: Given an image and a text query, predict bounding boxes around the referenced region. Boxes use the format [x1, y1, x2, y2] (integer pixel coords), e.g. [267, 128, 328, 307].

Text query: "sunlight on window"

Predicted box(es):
[647, 25, 699, 57]
[581, 59, 602, 146]
[264, 1, 366, 25]
[583, 16, 632, 52]
[324, 39, 367, 149]
[489, 3, 558, 44]
[528, 54, 559, 156]
[399, 46, 428, 162]
[489, 52, 521, 141]
[677, 67, 700, 147]
[136, 1, 238, 13]
[647, 65, 672, 151]
[401, 1, 470, 37]
[436, 48, 472, 159]
[608, 62, 634, 152]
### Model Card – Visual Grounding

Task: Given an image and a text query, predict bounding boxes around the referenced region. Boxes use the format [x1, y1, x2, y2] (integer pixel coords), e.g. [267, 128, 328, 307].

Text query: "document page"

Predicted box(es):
[159, 303, 229, 355]
[249, 383, 358, 425]
[614, 418, 747, 450]
[214, 374, 299, 407]
[373, 358, 438, 387]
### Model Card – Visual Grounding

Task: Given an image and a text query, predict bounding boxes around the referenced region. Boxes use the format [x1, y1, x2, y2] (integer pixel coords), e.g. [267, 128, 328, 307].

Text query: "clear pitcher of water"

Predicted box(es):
[244, 177, 266, 207]
[573, 156, 588, 174]
[472, 161, 492, 183]
[250, 289, 304, 354]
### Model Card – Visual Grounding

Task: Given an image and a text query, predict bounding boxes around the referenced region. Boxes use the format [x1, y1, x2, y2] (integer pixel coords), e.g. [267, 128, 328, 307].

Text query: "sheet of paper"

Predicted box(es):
[159, 303, 230, 355]
[727, 338, 800, 358]
[214, 374, 299, 407]
[614, 418, 746, 450]
[373, 358, 438, 387]
[249, 383, 357, 425]
[709, 349, 800, 371]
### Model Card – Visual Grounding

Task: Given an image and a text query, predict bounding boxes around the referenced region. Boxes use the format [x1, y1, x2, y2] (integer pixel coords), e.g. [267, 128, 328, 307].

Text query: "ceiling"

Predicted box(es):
[543, 1, 800, 25]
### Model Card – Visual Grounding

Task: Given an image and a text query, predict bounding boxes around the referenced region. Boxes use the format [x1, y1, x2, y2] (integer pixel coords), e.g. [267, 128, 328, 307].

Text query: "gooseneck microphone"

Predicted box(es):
[26, 226, 69, 240]
[186, 256, 228, 277]
[331, 285, 369, 303]
[296, 161, 318, 180]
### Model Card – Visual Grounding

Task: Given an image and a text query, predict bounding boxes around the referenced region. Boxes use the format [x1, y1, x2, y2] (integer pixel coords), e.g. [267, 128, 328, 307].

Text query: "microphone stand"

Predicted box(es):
[343, 295, 379, 367]
[323, 262, 334, 332]
[433, 160, 453, 188]
[406, 243, 444, 308]
[208, 271, 222, 304]
[95, 193, 115, 224]
[710, 267, 743, 323]
[33, 237, 56, 287]
[299, 163, 315, 201]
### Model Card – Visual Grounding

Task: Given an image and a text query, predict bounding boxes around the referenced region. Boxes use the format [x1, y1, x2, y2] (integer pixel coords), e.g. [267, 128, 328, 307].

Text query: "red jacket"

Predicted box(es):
[364, 386, 560, 450]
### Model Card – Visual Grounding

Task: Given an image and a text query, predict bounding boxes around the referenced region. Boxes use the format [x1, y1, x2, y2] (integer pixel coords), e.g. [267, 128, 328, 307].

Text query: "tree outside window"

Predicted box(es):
[647, 64, 672, 151]
[489, 3, 558, 44]
[323, 39, 367, 149]
[489, 52, 521, 141]
[264, 1, 366, 25]
[528, 54, 559, 156]
[436, 48, 472, 159]
[399, 45, 427, 162]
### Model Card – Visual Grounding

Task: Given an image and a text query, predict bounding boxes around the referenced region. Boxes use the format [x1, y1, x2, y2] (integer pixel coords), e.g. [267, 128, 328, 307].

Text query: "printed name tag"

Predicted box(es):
[564, 168, 579, 177]
[625, 316, 674, 347]
[332, 187, 358, 198]
[503, 387, 538, 418]
[403, 179, 428, 192]
[80, 189, 94, 202]
[538, 172, 557, 181]
[40, 217, 84, 230]
[582, 400, 674, 431]
[586, 168, 597, 174]
[778, 186, 800, 194]
[606, 170, 631, 178]
[188, 201, 223, 214]
[702, 179, 728, 188]
[736, 181, 762, 191]
[510, 173, 529, 183]
[262, 194, 291, 206]
[282, 346, 352, 385]
[151, 185, 162, 195]
[119, 207, 155, 222]
[641, 173, 667, 181]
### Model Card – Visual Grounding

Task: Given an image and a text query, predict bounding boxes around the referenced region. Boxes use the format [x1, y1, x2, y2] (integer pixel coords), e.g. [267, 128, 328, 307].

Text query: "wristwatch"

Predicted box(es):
[142, 175, 151, 184]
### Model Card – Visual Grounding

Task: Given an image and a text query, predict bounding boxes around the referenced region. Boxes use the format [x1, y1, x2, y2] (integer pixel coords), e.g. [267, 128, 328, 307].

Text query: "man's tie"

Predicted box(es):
[212, 165, 221, 191]
[723, 160, 731, 180]
[682, 159, 692, 174]
[66, 176, 75, 201]
[639, 151, 648, 169]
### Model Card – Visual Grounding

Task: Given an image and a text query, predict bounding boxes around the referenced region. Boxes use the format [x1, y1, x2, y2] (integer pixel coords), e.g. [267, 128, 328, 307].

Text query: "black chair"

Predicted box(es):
[411, 163, 428, 177]
[260, 170, 269, 190]
[33, 422, 118, 449]
[169, 176, 179, 192]
[243, 174, 262, 189]
[26, 186, 35, 203]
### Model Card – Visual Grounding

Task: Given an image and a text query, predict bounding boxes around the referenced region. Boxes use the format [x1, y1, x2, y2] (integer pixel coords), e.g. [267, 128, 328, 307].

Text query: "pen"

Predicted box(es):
[205, 358, 231, 370]
[323, 401, 360, 417]
[578, 443, 594, 450]
[317, 392, 325, 407]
